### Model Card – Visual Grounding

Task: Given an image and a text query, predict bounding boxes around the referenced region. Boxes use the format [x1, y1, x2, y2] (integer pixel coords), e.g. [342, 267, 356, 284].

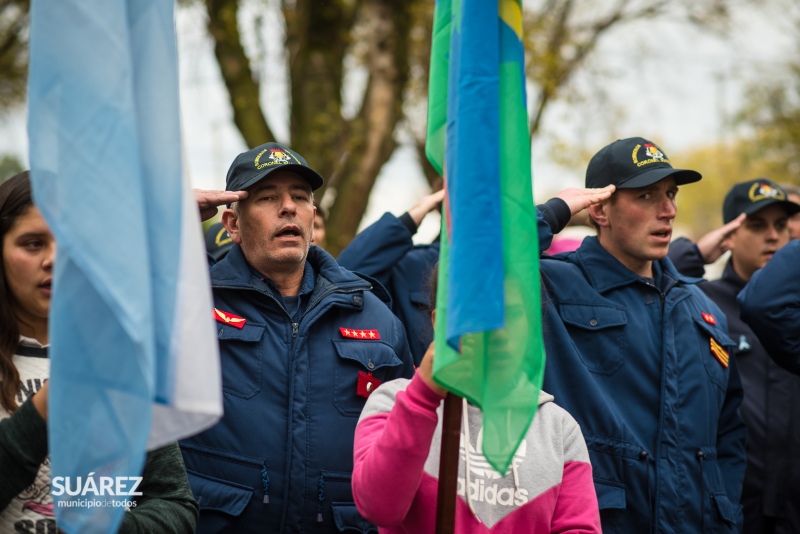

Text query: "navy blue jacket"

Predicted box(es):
[740, 240, 800, 375]
[671, 237, 800, 531]
[181, 245, 414, 533]
[540, 225, 747, 533]
[338, 212, 440, 366]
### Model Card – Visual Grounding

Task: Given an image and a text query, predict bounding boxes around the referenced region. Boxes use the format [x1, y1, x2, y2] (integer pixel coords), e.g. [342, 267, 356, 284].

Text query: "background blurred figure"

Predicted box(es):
[204, 221, 233, 261]
[669, 178, 800, 534]
[338, 188, 443, 366]
[780, 183, 800, 239]
[313, 203, 327, 249]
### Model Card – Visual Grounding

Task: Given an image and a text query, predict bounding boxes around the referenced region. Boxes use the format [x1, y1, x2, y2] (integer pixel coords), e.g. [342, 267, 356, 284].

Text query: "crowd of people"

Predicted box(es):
[1, 136, 798, 533]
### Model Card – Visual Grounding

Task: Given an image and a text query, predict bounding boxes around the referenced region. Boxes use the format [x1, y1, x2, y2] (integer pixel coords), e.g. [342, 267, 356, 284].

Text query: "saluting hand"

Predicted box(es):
[194, 189, 249, 221]
[696, 213, 746, 264]
[556, 185, 616, 216]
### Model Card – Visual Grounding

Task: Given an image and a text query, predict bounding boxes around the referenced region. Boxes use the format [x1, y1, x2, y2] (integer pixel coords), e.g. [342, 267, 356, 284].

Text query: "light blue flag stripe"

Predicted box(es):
[28, 1, 186, 531]
[445, 0, 504, 348]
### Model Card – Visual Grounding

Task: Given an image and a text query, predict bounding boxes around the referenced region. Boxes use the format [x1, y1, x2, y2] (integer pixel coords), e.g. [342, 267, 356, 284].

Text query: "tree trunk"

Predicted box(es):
[285, 0, 357, 185]
[205, 0, 274, 148]
[323, 0, 413, 256]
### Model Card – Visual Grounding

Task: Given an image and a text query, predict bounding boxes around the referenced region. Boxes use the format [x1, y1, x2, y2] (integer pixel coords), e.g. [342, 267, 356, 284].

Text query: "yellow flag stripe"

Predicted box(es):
[500, 0, 522, 40]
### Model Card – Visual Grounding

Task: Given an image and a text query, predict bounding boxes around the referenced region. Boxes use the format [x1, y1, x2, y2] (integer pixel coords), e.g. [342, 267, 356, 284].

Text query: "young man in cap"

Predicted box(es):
[537, 137, 747, 533]
[183, 142, 414, 533]
[669, 178, 800, 534]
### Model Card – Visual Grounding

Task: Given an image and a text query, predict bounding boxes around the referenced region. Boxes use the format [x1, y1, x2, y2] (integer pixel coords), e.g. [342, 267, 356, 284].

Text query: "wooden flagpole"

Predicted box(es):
[436, 392, 463, 533]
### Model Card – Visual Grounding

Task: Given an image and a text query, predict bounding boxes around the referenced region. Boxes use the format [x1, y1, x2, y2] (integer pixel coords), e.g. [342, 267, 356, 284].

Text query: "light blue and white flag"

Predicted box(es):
[28, 1, 222, 532]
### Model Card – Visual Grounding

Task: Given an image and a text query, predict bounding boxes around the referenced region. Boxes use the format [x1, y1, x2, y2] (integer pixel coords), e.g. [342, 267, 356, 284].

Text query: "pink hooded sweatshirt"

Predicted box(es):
[353, 374, 601, 533]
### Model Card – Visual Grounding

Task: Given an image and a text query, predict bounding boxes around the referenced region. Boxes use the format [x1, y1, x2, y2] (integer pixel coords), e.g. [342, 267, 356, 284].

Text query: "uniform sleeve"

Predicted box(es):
[338, 212, 415, 283]
[739, 240, 800, 375]
[119, 443, 198, 534]
[536, 206, 556, 253]
[352, 374, 444, 527]
[666, 237, 707, 279]
[550, 416, 602, 534]
[715, 349, 747, 528]
[0, 399, 49, 511]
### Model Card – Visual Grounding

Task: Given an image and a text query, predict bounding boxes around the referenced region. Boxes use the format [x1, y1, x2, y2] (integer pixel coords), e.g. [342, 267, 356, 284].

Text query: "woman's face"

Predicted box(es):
[3, 206, 55, 338]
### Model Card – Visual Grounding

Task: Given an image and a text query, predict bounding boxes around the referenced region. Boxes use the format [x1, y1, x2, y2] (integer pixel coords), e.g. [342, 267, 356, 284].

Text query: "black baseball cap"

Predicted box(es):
[722, 178, 800, 223]
[586, 137, 702, 189]
[225, 142, 324, 192]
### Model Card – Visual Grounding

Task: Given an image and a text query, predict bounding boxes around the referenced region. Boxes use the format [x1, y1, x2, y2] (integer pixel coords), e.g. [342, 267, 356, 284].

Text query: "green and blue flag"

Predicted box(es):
[426, 0, 545, 475]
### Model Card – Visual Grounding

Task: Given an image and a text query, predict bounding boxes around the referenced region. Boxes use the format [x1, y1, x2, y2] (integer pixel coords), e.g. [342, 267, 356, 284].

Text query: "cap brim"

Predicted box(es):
[742, 199, 800, 218]
[233, 163, 324, 191]
[618, 167, 702, 189]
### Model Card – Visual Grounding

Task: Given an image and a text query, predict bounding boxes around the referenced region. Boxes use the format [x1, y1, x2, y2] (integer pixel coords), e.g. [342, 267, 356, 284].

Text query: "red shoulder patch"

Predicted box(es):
[340, 328, 380, 340]
[214, 308, 247, 329]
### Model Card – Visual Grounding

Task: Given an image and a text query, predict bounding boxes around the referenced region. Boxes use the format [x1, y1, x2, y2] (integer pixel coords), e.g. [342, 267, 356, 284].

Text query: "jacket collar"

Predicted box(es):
[720, 259, 747, 290]
[574, 236, 699, 293]
[211, 244, 371, 293]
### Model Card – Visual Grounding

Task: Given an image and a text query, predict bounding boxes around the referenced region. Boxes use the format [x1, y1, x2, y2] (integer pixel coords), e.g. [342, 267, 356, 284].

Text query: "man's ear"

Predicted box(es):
[588, 202, 610, 228]
[221, 209, 242, 244]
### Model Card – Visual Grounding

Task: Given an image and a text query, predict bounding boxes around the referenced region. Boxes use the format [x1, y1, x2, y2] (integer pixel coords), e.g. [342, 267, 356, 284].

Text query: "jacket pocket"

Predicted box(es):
[560, 303, 627, 375]
[594, 479, 626, 510]
[693, 318, 735, 392]
[332, 340, 403, 417]
[218, 322, 265, 399]
[331, 502, 378, 533]
[187, 470, 252, 516]
[697, 446, 740, 532]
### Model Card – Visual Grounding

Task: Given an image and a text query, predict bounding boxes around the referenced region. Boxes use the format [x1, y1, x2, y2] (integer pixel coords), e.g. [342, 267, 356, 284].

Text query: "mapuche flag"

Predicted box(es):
[28, 1, 222, 531]
[425, 0, 546, 475]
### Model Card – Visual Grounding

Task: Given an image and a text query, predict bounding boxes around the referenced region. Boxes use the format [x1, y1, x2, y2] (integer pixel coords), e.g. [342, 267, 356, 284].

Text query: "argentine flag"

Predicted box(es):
[27, 1, 222, 532]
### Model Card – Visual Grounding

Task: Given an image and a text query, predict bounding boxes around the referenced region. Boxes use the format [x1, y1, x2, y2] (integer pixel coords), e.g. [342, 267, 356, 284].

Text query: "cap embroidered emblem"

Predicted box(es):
[356, 371, 382, 398]
[644, 144, 665, 160]
[214, 308, 247, 329]
[268, 148, 291, 165]
[710, 337, 729, 368]
[632, 142, 671, 167]
[701, 312, 716, 325]
[340, 328, 380, 340]
[749, 181, 785, 202]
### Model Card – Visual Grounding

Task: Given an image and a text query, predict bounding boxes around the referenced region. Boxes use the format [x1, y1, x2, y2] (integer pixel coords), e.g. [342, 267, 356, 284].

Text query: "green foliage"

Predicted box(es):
[0, 0, 30, 112]
[0, 154, 23, 183]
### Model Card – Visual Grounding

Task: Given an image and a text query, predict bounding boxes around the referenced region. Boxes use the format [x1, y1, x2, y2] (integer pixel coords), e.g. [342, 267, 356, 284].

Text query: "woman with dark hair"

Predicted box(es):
[0, 172, 198, 533]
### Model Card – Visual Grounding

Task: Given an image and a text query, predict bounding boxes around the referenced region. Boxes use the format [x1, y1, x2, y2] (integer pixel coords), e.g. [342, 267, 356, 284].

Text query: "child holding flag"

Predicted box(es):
[352, 266, 601, 533]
